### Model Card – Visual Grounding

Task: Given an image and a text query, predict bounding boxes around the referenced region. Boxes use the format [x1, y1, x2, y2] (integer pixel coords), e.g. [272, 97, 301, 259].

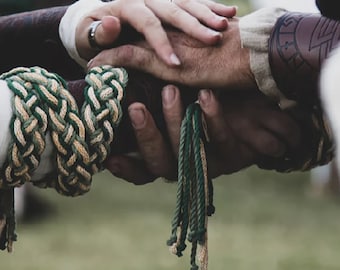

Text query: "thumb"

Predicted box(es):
[95, 16, 121, 48]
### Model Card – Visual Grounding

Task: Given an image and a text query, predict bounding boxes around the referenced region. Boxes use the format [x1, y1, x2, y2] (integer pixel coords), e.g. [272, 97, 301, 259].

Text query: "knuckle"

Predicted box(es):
[143, 16, 161, 30]
[120, 45, 135, 61]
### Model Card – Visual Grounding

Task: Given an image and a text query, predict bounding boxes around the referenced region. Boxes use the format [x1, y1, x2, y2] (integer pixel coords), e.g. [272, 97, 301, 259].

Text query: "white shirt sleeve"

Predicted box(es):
[0, 80, 55, 181]
[59, 0, 106, 69]
[239, 7, 296, 109]
[320, 46, 340, 170]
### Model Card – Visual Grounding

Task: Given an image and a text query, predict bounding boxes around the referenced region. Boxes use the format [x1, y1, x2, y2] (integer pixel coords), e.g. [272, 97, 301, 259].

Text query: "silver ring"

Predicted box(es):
[88, 21, 102, 50]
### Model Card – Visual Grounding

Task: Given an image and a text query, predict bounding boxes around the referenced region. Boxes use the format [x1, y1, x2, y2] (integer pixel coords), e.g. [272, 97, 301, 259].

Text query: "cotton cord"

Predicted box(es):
[0, 65, 127, 251]
[167, 102, 215, 270]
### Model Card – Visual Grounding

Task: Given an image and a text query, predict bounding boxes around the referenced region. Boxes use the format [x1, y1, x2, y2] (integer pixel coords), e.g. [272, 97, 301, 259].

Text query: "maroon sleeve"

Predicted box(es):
[0, 6, 84, 80]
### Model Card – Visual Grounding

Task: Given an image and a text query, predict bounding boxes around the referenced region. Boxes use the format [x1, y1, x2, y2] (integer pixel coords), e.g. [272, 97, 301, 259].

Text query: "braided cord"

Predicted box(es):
[0, 65, 127, 251]
[168, 103, 214, 270]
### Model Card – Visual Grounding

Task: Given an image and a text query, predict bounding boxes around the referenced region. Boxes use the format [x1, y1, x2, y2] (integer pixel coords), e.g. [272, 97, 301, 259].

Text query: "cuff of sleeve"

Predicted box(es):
[239, 7, 295, 109]
[59, 0, 106, 69]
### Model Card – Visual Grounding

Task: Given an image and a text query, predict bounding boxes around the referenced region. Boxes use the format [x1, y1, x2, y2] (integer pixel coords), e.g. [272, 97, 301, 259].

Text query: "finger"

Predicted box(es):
[162, 85, 184, 157]
[256, 110, 301, 150]
[120, 4, 180, 66]
[173, 0, 230, 30]
[147, 0, 223, 45]
[128, 102, 177, 179]
[105, 155, 157, 185]
[88, 45, 179, 81]
[206, 144, 253, 177]
[198, 89, 256, 176]
[240, 128, 287, 158]
[194, 0, 238, 17]
[198, 89, 234, 147]
[95, 16, 122, 47]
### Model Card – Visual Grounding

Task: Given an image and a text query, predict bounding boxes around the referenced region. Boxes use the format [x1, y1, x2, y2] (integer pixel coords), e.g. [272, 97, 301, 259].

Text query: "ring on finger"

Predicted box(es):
[88, 20, 103, 50]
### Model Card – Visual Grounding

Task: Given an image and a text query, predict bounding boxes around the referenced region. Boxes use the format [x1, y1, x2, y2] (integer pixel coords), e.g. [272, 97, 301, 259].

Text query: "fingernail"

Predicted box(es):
[233, 5, 239, 11]
[170, 53, 181, 66]
[198, 89, 211, 107]
[162, 85, 176, 107]
[208, 29, 222, 38]
[218, 16, 228, 23]
[129, 108, 146, 129]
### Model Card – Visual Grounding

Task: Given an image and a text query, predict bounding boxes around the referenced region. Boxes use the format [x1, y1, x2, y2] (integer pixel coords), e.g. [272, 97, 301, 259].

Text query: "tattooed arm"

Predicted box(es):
[269, 12, 340, 107]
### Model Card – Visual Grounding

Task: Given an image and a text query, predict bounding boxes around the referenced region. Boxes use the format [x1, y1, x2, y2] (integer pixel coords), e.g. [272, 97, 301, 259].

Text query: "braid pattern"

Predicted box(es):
[0, 65, 127, 252]
[0, 65, 127, 196]
[83, 67, 126, 174]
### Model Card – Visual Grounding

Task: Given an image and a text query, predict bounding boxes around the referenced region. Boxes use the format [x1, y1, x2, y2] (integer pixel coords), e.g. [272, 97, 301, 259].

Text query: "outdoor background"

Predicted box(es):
[2, 1, 340, 270]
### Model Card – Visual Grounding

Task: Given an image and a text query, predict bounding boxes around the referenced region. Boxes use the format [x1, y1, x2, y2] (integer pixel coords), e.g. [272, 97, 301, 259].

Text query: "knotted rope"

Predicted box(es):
[167, 103, 215, 270]
[0, 65, 215, 270]
[0, 65, 127, 251]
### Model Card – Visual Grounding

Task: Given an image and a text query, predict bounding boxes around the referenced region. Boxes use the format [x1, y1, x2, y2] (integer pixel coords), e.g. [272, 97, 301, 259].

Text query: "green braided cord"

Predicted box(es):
[0, 66, 127, 195]
[168, 103, 214, 270]
[83, 66, 127, 173]
[192, 110, 207, 243]
[0, 68, 49, 187]
[0, 65, 127, 251]
[167, 112, 187, 248]
[177, 110, 194, 256]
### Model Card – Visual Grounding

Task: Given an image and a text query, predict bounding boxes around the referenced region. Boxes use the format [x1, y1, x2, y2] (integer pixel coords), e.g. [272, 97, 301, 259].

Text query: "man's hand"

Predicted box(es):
[88, 18, 256, 90]
[105, 86, 301, 184]
[75, 0, 237, 66]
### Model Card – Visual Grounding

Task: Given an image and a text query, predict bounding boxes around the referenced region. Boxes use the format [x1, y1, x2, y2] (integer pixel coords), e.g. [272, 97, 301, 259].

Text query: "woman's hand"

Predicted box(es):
[75, 0, 237, 65]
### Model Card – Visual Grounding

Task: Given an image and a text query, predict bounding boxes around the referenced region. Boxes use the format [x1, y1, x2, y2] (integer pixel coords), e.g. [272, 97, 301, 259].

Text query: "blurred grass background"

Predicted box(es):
[2, 0, 340, 270]
[3, 168, 340, 270]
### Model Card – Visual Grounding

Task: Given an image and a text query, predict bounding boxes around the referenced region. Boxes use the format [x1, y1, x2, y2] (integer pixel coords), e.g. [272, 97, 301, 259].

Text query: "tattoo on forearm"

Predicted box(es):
[269, 12, 340, 104]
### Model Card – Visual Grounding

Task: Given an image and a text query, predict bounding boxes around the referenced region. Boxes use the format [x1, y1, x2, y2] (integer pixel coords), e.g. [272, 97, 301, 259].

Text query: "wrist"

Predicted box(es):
[239, 7, 295, 108]
[59, 0, 106, 69]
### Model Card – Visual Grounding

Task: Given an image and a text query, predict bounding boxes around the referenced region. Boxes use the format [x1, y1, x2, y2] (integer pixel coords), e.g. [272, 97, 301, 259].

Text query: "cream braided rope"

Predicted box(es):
[0, 65, 127, 251]
[0, 65, 127, 195]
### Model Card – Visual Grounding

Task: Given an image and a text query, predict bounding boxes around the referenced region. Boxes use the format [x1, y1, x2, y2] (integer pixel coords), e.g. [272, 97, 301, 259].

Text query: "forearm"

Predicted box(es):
[269, 12, 340, 107]
[240, 8, 336, 171]
[0, 7, 83, 79]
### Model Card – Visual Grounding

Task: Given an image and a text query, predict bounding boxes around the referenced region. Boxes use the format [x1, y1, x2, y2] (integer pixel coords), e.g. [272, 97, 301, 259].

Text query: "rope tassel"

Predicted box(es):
[167, 103, 215, 270]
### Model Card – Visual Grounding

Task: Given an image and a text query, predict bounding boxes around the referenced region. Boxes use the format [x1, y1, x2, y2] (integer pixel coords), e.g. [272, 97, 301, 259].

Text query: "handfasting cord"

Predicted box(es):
[0, 65, 127, 251]
[0, 65, 215, 270]
[167, 103, 215, 270]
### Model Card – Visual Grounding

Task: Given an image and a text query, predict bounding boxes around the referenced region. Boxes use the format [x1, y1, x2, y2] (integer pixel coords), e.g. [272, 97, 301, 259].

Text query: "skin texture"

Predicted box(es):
[106, 86, 301, 185]
[88, 18, 256, 91]
[75, 0, 237, 65]
[82, 10, 300, 184]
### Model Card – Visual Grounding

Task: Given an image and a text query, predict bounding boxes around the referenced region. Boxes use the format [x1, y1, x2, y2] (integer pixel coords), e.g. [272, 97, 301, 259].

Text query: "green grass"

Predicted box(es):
[2, 167, 340, 270]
